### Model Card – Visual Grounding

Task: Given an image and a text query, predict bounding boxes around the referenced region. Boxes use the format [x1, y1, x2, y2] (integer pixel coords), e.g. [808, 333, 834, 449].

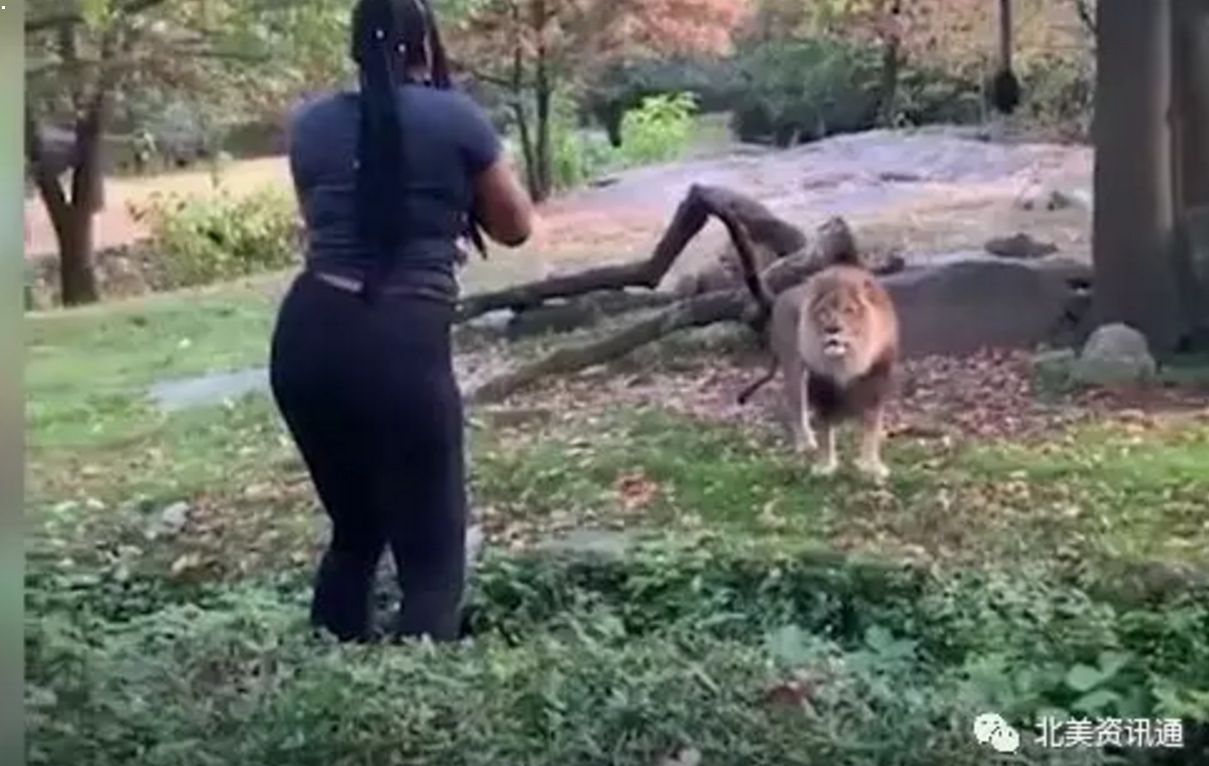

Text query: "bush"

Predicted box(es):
[547, 95, 619, 192]
[581, 56, 742, 144]
[1017, 53, 1095, 141]
[892, 64, 983, 128]
[617, 93, 699, 166]
[129, 186, 302, 289]
[732, 38, 884, 146]
[26, 537, 1209, 766]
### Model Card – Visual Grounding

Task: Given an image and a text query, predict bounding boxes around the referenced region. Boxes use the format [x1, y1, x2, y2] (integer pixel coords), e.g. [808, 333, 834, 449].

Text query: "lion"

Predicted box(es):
[737, 231, 900, 480]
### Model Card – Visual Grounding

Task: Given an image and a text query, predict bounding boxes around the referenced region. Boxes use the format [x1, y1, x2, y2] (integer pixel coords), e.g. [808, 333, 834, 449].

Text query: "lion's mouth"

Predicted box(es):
[822, 337, 848, 357]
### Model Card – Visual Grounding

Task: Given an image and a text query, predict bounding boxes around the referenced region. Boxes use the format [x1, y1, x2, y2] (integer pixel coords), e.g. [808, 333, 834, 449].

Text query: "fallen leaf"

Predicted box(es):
[616, 471, 660, 512]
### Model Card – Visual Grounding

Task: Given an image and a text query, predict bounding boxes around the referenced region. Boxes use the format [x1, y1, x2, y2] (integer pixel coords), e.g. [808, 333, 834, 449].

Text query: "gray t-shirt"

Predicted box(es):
[287, 85, 501, 293]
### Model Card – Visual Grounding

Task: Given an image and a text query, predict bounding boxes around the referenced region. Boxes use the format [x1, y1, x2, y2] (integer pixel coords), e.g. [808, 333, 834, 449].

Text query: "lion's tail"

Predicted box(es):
[737, 357, 779, 405]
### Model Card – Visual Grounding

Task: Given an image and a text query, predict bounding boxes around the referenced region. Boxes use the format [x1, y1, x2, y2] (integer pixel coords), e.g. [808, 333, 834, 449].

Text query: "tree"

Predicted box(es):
[1090, 0, 1186, 352]
[447, 0, 749, 202]
[24, 0, 340, 306]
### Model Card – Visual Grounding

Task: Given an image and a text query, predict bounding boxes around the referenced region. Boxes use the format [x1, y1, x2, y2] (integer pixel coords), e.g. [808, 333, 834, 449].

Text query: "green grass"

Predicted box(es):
[26, 277, 279, 449]
[23, 276, 1209, 764]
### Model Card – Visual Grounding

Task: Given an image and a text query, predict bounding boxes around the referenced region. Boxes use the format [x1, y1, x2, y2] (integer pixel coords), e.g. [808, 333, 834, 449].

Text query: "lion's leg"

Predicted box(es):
[854, 404, 890, 481]
[799, 370, 818, 452]
[811, 420, 838, 477]
[785, 358, 816, 453]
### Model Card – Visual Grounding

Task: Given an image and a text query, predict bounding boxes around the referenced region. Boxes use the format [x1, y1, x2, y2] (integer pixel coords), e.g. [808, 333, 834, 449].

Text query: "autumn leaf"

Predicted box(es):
[615, 470, 660, 511]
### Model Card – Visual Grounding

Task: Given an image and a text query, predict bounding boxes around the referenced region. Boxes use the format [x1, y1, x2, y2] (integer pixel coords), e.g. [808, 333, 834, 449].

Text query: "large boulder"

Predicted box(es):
[881, 253, 1085, 359]
[1072, 323, 1156, 386]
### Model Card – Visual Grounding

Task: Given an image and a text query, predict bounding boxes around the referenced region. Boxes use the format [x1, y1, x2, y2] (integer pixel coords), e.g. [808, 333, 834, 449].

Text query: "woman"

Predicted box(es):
[270, 0, 533, 643]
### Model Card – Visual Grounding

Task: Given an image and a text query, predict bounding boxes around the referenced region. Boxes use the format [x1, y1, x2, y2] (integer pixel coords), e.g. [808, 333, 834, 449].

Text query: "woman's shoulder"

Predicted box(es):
[288, 90, 357, 134]
[404, 86, 489, 120]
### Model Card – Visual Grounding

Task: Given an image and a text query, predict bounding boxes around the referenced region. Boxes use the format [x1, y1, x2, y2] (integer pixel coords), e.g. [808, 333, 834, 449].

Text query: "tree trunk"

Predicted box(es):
[1171, 0, 1209, 211]
[58, 206, 99, 306]
[509, 1, 539, 198]
[534, 68, 552, 201]
[877, 2, 902, 127]
[1091, 0, 1185, 353]
[25, 108, 101, 306]
[1170, 0, 1209, 347]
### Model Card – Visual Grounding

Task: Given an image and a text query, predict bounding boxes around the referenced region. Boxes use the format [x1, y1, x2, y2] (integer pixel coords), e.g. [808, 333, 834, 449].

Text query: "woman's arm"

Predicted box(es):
[472, 155, 534, 247]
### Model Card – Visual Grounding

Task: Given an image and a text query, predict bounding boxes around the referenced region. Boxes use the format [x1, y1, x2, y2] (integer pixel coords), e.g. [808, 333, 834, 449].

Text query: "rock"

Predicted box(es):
[984, 233, 1059, 260]
[1072, 323, 1156, 386]
[881, 256, 1080, 359]
[535, 529, 639, 560]
[464, 309, 515, 335]
[1020, 186, 1081, 212]
[1027, 255, 1093, 287]
[1045, 189, 1076, 211]
[147, 368, 269, 413]
[149, 502, 191, 539]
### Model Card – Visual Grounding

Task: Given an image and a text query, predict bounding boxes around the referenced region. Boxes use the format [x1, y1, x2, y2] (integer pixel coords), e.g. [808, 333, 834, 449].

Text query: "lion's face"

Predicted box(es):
[807, 280, 872, 360]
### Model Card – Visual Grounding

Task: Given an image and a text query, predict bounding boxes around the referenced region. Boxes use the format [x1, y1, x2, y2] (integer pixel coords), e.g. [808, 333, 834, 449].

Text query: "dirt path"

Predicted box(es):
[26, 128, 1094, 287]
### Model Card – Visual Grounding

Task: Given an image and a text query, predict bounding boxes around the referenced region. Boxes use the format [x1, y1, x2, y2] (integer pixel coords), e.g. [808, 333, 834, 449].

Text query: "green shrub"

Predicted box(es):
[549, 96, 618, 191]
[617, 93, 699, 166]
[892, 64, 983, 127]
[130, 186, 302, 289]
[581, 56, 742, 144]
[732, 38, 883, 146]
[25, 538, 1209, 764]
[1018, 53, 1095, 140]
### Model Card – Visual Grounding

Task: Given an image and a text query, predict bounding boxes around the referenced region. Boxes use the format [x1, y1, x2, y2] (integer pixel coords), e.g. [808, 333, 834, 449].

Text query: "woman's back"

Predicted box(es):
[287, 85, 501, 288]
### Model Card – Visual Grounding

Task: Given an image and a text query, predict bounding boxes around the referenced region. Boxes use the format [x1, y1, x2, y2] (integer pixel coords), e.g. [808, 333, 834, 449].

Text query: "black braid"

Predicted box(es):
[351, 0, 485, 304]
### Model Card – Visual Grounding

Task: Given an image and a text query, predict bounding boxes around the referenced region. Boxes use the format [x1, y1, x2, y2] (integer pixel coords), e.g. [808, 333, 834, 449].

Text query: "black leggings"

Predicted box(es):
[269, 271, 466, 642]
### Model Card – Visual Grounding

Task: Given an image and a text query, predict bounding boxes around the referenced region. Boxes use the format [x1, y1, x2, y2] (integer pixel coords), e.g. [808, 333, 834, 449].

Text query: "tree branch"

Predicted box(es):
[455, 185, 807, 321]
[465, 193, 903, 405]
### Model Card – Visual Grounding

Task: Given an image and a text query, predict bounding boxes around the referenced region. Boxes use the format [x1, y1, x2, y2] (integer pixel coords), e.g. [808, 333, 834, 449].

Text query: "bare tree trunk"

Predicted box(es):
[25, 107, 101, 306]
[1171, 0, 1209, 211]
[1170, 0, 1209, 347]
[877, 1, 903, 127]
[534, 65, 552, 200]
[509, 1, 539, 198]
[1091, 0, 1185, 353]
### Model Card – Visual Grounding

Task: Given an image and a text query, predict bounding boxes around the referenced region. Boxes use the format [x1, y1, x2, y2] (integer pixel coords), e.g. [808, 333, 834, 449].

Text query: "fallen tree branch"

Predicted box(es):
[468, 240, 905, 404]
[501, 290, 681, 339]
[469, 289, 757, 404]
[455, 185, 806, 321]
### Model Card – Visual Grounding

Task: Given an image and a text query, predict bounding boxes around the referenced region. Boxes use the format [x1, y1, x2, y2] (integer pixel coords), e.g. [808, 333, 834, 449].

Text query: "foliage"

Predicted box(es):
[547, 95, 618, 191]
[25, 538, 1209, 765]
[128, 187, 302, 289]
[538, 92, 699, 190]
[731, 37, 884, 145]
[580, 55, 742, 139]
[618, 93, 699, 165]
[1016, 53, 1095, 141]
[448, 0, 749, 199]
